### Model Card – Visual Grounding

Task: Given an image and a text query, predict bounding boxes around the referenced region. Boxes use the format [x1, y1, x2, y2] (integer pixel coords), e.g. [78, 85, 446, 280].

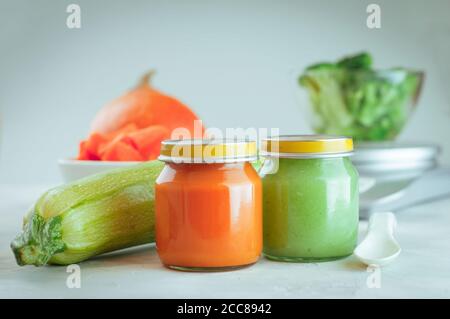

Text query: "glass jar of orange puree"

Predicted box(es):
[155, 139, 262, 271]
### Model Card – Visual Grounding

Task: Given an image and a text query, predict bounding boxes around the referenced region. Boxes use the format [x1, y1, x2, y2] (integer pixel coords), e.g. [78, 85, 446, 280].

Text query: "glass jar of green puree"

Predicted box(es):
[260, 135, 358, 262]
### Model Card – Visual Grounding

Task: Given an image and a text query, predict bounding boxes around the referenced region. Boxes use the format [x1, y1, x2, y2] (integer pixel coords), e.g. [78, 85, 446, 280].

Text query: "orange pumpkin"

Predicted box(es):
[78, 71, 204, 161]
[90, 71, 202, 136]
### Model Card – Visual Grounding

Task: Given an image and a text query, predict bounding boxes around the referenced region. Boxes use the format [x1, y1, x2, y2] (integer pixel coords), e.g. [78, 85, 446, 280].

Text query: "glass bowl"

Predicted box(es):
[298, 68, 424, 141]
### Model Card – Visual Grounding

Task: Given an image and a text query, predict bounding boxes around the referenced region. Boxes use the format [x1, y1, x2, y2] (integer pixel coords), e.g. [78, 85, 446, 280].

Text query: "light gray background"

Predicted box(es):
[1, 0, 449, 184]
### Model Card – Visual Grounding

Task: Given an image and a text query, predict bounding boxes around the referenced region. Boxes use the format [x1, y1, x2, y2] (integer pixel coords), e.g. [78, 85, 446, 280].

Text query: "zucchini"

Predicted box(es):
[11, 160, 164, 266]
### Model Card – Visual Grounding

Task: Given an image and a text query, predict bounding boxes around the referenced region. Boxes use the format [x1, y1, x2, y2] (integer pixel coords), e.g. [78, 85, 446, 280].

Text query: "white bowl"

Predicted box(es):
[58, 159, 141, 183]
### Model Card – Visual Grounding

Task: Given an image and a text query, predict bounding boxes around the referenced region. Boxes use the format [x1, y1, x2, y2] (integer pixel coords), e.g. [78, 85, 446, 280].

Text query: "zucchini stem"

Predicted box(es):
[11, 213, 65, 266]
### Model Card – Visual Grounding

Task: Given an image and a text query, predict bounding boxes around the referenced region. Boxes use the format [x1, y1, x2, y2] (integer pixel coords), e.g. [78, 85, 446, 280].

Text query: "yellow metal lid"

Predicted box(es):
[261, 135, 353, 158]
[159, 139, 257, 163]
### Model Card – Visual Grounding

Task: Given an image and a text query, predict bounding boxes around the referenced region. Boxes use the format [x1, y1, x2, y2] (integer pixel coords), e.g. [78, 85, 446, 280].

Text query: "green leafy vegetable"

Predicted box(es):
[299, 52, 423, 141]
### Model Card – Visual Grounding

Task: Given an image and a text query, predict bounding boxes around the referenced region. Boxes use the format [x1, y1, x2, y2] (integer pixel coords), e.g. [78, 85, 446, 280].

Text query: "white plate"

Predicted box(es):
[58, 159, 141, 183]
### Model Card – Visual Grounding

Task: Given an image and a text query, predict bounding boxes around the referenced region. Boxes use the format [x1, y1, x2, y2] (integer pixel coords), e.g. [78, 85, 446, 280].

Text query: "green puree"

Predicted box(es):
[262, 157, 359, 262]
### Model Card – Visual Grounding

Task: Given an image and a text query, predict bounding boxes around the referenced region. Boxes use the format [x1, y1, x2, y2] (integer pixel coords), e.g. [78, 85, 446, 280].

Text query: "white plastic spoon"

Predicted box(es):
[354, 212, 401, 266]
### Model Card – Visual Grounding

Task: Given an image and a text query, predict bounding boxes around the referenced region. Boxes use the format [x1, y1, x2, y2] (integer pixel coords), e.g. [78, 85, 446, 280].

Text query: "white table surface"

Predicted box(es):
[1, 183, 450, 299]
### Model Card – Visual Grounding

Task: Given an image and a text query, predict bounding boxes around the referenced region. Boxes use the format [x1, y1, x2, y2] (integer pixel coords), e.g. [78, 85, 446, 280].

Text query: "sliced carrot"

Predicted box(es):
[77, 141, 89, 160]
[77, 140, 100, 160]
[86, 133, 108, 158]
[78, 121, 171, 161]
[104, 123, 139, 140]
[99, 139, 144, 161]
[125, 125, 170, 160]
[98, 129, 133, 156]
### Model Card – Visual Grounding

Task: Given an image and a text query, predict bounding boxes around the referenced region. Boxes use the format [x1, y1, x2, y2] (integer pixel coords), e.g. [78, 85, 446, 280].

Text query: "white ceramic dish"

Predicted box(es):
[58, 159, 141, 183]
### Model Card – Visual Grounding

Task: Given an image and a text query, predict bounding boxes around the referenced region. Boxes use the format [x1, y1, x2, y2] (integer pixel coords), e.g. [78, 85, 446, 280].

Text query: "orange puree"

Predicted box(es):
[156, 162, 262, 270]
